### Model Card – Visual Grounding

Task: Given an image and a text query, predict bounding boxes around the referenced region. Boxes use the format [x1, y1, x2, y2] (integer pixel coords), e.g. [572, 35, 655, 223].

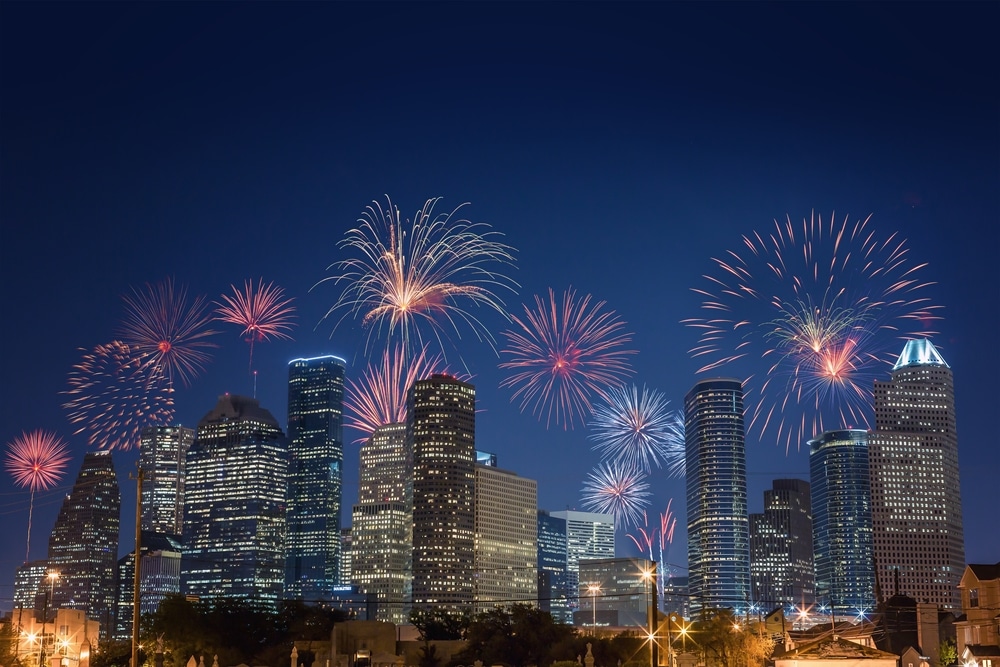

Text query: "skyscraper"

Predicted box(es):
[474, 461, 538, 612]
[285, 355, 346, 599]
[809, 429, 875, 615]
[182, 394, 287, 604]
[749, 479, 815, 610]
[869, 339, 964, 610]
[139, 424, 194, 536]
[114, 532, 182, 640]
[409, 374, 476, 609]
[47, 450, 120, 638]
[537, 510, 571, 623]
[351, 422, 411, 623]
[550, 510, 615, 617]
[684, 378, 749, 615]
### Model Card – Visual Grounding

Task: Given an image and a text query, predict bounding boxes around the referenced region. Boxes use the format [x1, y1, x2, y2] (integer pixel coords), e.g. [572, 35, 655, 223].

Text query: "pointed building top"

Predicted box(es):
[892, 339, 949, 371]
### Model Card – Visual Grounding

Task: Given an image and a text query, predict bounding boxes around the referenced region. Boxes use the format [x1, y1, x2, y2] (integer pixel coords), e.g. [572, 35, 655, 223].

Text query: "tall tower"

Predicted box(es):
[549, 509, 615, 617]
[182, 394, 287, 605]
[869, 339, 964, 610]
[351, 422, 412, 623]
[809, 429, 875, 615]
[409, 374, 476, 610]
[684, 378, 749, 615]
[474, 461, 538, 612]
[48, 450, 120, 638]
[749, 479, 815, 610]
[285, 355, 346, 599]
[139, 424, 194, 536]
[537, 510, 572, 623]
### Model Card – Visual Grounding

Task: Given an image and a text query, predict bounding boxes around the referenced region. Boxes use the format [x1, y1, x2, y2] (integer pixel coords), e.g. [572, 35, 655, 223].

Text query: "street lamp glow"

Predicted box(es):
[587, 583, 601, 634]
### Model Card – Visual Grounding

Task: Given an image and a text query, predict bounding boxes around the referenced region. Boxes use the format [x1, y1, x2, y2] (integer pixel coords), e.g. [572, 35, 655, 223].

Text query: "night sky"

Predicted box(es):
[1, 2, 997, 613]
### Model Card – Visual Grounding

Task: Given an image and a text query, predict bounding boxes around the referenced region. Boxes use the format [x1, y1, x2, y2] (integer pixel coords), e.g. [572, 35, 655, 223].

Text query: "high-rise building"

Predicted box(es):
[285, 355, 346, 599]
[749, 479, 815, 610]
[409, 374, 476, 610]
[139, 424, 194, 536]
[550, 510, 615, 617]
[13, 560, 48, 615]
[809, 429, 875, 615]
[114, 532, 182, 640]
[47, 450, 121, 638]
[684, 378, 749, 615]
[351, 422, 411, 623]
[182, 394, 287, 605]
[869, 339, 964, 610]
[474, 463, 538, 612]
[577, 557, 655, 628]
[537, 510, 572, 623]
[340, 527, 352, 587]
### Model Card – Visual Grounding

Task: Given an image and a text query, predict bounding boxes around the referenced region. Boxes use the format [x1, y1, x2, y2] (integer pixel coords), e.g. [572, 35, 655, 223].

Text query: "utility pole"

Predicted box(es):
[131, 467, 145, 667]
[648, 562, 658, 667]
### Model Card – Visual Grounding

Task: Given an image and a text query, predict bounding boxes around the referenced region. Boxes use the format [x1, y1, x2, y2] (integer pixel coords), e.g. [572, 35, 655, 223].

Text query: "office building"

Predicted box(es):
[661, 575, 690, 620]
[139, 424, 194, 536]
[684, 378, 750, 615]
[351, 422, 411, 623]
[114, 532, 182, 640]
[869, 339, 964, 610]
[409, 374, 476, 609]
[537, 510, 572, 623]
[13, 560, 48, 615]
[750, 479, 815, 610]
[474, 463, 538, 611]
[285, 355, 346, 599]
[809, 429, 875, 614]
[182, 394, 287, 605]
[47, 450, 120, 638]
[577, 557, 655, 628]
[550, 510, 615, 617]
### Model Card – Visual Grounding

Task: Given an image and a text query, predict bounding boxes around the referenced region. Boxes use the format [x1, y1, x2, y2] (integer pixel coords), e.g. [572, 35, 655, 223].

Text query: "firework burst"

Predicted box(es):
[215, 278, 296, 373]
[316, 196, 518, 356]
[5, 429, 71, 562]
[500, 287, 636, 430]
[344, 345, 456, 442]
[685, 211, 940, 451]
[63, 340, 175, 451]
[580, 461, 650, 529]
[120, 277, 218, 387]
[588, 384, 685, 474]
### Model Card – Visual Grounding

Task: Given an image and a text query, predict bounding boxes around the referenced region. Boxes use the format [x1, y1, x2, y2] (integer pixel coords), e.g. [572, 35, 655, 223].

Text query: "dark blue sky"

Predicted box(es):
[2, 2, 997, 612]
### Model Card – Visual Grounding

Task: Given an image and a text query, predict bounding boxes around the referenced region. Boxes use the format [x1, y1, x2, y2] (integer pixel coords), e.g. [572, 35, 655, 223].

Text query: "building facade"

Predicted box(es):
[285, 355, 347, 599]
[809, 429, 875, 615]
[537, 510, 572, 624]
[684, 378, 750, 615]
[549, 510, 615, 618]
[351, 422, 411, 624]
[955, 562, 1000, 665]
[47, 450, 121, 639]
[182, 394, 287, 604]
[409, 374, 477, 610]
[139, 424, 194, 536]
[474, 463, 538, 612]
[869, 339, 965, 610]
[577, 557, 655, 628]
[114, 532, 182, 640]
[749, 479, 815, 610]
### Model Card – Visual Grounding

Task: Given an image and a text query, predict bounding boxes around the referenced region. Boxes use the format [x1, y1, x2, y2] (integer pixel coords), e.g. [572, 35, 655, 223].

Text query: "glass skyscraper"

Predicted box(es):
[749, 479, 814, 610]
[684, 378, 749, 616]
[139, 424, 194, 536]
[550, 510, 615, 618]
[537, 510, 571, 623]
[809, 429, 875, 615]
[409, 374, 476, 610]
[285, 355, 346, 599]
[869, 339, 964, 610]
[183, 394, 287, 605]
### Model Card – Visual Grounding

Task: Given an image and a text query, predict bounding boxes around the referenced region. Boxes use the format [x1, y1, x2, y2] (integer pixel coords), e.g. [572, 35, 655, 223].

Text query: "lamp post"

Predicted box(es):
[641, 564, 658, 667]
[587, 583, 601, 635]
[40, 572, 58, 667]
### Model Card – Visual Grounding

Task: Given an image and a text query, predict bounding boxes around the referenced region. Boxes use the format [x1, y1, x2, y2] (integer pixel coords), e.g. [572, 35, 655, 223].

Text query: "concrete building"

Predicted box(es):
[869, 339, 965, 611]
[139, 424, 194, 536]
[12, 608, 99, 667]
[750, 479, 815, 610]
[577, 557, 655, 629]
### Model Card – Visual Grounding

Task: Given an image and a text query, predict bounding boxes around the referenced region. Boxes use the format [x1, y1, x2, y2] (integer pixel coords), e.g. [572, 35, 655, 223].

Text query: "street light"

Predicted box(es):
[587, 583, 601, 635]
[40, 572, 58, 667]
[640, 564, 658, 667]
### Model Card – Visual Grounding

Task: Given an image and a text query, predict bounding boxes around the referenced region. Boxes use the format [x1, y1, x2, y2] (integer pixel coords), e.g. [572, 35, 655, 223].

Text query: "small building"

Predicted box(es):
[772, 635, 898, 666]
[955, 562, 1000, 666]
[12, 608, 99, 667]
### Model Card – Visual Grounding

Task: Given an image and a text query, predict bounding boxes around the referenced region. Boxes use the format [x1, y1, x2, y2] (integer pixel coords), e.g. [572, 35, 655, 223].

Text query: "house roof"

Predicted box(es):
[774, 636, 898, 659]
[968, 562, 1000, 581]
[964, 645, 1000, 659]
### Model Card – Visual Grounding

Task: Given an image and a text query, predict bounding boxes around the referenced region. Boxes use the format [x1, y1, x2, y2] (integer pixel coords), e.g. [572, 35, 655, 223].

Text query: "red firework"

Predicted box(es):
[5, 429, 71, 562]
[63, 340, 175, 451]
[344, 345, 455, 442]
[499, 287, 636, 430]
[120, 277, 218, 387]
[215, 278, 296, 373]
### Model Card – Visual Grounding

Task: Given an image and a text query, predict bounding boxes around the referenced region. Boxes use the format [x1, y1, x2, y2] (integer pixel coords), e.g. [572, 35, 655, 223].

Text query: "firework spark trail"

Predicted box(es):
[344, 345, 457, 442]
[500, 287, 636, 430]
[588, 384, 685, 474]
[658, 500, 677, 582]
[627, 511, 658, 561]
[63, 340, 174, 451]
[215, 278, 296, 374]
[315, 196, 518, 358]
[5, 430, 71, 562]
[684, 211, 940, 452]
[580, 461, 650, 529]
[120, 277, 218, 387]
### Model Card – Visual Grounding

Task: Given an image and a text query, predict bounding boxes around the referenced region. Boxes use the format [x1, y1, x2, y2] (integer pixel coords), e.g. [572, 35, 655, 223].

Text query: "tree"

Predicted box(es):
[455, 604, 578, 667]
[408, 608, 470, 641]
[940, 638, 957, 666]
[689, 610, 771, 667]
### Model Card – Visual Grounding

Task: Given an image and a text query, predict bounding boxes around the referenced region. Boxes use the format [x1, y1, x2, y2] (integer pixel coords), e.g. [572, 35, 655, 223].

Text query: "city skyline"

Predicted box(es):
[2, 2, 998, 612]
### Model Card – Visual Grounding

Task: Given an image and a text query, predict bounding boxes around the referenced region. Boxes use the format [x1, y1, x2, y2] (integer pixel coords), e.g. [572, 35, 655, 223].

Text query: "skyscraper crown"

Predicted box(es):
[892, 339, 949, 371]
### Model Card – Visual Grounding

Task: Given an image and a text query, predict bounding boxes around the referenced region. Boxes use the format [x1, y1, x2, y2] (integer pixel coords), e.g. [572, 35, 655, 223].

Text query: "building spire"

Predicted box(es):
[892, 339, 948, 371]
